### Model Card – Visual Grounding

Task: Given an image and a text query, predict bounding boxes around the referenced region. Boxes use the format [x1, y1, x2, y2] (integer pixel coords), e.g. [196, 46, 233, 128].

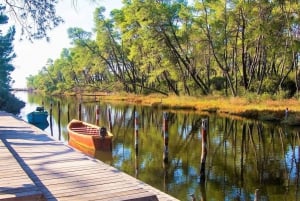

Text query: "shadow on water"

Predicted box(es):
[15, 91, 300, 201]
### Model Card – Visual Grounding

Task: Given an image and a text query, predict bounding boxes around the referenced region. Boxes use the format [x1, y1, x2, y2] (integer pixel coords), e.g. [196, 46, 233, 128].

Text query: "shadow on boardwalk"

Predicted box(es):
[0, 112, 177, 201]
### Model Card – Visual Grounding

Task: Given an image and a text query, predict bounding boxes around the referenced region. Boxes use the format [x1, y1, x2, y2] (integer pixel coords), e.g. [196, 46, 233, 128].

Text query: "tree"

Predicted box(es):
[26, 0, 300, 99]
[3, 0, 64, 40]
[0, 6, 24, 113]
[95, 7, 137, 93]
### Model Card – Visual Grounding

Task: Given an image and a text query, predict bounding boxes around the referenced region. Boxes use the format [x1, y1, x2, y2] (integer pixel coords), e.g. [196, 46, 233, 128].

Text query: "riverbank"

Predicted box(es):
[82, 92, 300, 126]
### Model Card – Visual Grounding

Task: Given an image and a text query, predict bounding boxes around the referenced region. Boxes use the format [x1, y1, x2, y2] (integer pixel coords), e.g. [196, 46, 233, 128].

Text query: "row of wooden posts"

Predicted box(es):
[46, 102, 263, 200]
[47, 102, 208, 183]
[47, 102, 113, 139]
[134, 111, 209, 184]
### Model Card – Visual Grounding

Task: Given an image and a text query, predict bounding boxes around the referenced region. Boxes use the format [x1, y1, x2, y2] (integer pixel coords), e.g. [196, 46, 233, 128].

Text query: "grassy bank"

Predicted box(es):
[78, 92, 300, 126]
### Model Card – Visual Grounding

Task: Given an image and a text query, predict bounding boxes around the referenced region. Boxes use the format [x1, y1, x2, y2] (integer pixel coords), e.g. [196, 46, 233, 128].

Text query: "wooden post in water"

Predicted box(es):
[135, 140, 139, 178]
[199, 182, 207, 201]
[296, 146, 300, 185]
[298, 146, 300, 168]
[67, 103, 70, 123]
[49, 102, 53, 136]
[95, 105, 100, 126]
[254, 189, 260, 201]
[134, 108, 139, 178]
[163, 156, 169, 193]
[78, 103, 82, 121]
[162, 112, 169, 193]
[134, 112, 139, 152]
[58, 101, 61, 141]
[163, 112, 169, 163]
[107, 107, 112, 131]
[200, 118, 208, 183]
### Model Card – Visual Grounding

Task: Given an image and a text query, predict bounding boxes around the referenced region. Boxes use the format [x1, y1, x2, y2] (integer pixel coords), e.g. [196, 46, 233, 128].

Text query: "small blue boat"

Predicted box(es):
[27, 106, 48, 124]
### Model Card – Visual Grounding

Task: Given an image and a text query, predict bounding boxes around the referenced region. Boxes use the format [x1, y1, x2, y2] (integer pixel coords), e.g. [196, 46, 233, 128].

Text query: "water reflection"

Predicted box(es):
[15, 91, 300, 201]
[68, 139, 113, 163]
[31, 120, 49, 130]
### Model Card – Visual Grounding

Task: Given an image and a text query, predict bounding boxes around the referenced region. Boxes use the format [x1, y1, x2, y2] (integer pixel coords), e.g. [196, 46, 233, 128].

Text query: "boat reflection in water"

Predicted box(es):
[68, 139, 113, 163]
[32, 120, 49, 130]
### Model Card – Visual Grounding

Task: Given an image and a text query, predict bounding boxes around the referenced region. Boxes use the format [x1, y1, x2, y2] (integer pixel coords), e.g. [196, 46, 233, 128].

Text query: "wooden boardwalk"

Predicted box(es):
[0, 112, 179, 201]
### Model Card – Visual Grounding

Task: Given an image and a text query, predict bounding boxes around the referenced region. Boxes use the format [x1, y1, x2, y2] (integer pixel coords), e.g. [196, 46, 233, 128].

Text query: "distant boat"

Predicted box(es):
[27, 106, 48, 124]
[67, 119, 113, 151]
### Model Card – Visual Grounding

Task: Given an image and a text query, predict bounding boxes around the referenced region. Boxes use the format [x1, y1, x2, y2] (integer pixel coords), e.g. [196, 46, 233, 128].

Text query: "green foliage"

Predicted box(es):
[0, 90, 25, 114]
[261, 77, 279, 94]
[26, 0, 300, 99]
[210, 76, 226, 91]
[281, 79, 296, 98]
[2, 1, 64, 40]
[0, 8, 25, 114]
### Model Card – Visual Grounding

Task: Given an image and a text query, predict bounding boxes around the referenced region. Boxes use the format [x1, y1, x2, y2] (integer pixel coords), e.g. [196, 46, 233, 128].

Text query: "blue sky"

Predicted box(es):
[11, 0, 122, 88]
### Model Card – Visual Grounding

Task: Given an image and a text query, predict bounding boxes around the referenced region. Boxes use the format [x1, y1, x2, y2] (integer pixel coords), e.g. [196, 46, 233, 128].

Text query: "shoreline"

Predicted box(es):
[75, 92, 300, 126]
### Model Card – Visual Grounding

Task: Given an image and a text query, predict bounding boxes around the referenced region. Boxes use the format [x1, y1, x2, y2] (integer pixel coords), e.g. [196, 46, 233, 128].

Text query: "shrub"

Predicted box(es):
[0, 92, 25, 114]
[210, 76, 226, 91]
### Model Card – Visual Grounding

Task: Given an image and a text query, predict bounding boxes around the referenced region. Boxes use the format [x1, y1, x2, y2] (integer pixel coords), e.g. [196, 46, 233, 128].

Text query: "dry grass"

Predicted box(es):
[80, 92, 300, 124]
[97, 93, 299, 113]
[65, 91, 300, 126]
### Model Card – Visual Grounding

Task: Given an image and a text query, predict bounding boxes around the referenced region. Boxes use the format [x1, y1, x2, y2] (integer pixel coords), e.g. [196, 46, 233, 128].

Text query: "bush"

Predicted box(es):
[281, 79, 296, 98]
[0, 92, 25, 114]
[211, 76, 226, 91]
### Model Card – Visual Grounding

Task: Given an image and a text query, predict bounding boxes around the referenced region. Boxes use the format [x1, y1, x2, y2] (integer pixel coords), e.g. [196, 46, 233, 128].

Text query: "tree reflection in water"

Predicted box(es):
[17, 91, 300, 201]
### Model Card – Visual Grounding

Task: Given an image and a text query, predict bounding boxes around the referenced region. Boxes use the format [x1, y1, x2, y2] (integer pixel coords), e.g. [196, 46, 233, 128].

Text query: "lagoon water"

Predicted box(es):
[15, 91, 300, 201]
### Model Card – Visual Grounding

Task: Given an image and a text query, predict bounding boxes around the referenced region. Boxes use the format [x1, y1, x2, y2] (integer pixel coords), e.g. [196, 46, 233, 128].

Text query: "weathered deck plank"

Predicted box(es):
[0, 112, 179, 201]
[0, 139, 44, 201]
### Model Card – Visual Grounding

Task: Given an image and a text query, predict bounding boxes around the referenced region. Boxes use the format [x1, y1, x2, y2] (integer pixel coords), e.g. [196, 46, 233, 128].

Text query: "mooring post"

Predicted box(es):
[163, 112, 169, 163]
[78, 103, 82, 121]
[254, 189, 260, 201]
[58, 101, 61, 141]
[50, 102, 53, 136]
[134, 112, 139, 152]
[135, 140, 139, 178]
[200, 118, 208, 183]
[285, 107, 289, 119]
[95, 105, 100, 126]
[67, 103, 70, 122]
[107, 107, 112, 131]
[199, 182, 207, 201]
[296, 146, 300, 174]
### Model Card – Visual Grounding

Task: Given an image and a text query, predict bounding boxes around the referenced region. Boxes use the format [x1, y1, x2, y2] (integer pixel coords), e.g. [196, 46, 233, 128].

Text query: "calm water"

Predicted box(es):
[14, 91, 300, 201]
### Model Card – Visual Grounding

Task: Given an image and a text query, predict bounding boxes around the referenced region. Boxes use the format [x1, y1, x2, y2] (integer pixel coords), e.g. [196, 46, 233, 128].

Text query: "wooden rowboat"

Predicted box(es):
[67, 119, 113, 151]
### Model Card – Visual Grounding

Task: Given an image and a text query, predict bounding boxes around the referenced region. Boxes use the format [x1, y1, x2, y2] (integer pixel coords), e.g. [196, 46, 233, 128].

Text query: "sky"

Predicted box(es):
[10, 0, 122, 88]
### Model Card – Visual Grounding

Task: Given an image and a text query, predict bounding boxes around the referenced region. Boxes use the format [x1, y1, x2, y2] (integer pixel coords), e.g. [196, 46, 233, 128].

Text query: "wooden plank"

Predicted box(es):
[0, 187, 43, 199]
[0, 192, 45, 201]
[0, 140, 44, 201]
[54, 188, 158, 201]
[42, 182, 139, 196]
